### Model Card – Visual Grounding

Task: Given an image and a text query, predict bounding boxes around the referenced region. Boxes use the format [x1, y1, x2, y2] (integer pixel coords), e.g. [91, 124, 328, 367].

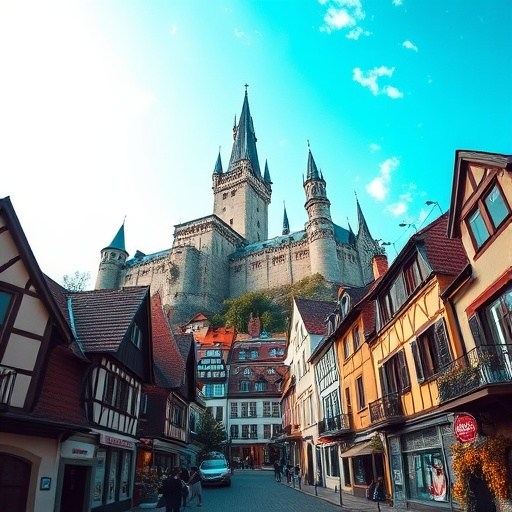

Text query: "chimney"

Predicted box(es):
[372, 254, 388, 279]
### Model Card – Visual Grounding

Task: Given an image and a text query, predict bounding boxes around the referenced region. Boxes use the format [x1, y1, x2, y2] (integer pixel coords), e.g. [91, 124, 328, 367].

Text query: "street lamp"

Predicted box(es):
[425, 200, 443, 214]
[380, 241, 398, 257]
[399, 222, 417, 232]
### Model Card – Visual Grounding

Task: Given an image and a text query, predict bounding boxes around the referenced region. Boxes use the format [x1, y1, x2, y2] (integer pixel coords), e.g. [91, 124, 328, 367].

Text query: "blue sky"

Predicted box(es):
[1, 0, 511, 286]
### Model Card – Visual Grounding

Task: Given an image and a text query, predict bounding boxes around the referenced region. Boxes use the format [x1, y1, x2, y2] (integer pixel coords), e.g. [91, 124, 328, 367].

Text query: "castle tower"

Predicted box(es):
[304, 149, 341, 283]
[95, 223, 128, 290]
[212, 88, 272, 243]
[282, 203, 290, 235]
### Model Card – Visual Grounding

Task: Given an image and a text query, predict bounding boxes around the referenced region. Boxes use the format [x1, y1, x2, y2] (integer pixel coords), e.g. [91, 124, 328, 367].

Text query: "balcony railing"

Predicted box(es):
[318, 413, 351, 436]
[437, 344, 512, 403]
[369, 392, 403, 424]
[0, 367, 17, 408]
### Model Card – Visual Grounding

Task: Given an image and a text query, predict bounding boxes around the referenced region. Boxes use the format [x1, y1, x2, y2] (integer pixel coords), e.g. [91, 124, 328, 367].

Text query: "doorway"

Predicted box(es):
[0, 453, 30, 512]
[60, 464, 89, 512]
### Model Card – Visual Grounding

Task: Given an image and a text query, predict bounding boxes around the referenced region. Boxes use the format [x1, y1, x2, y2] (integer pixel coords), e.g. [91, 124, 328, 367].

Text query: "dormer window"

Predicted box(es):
[243, 367, 253, 375]
[130, 324, 142, 349]
[340, 295, 350, 317]
[239, 350, 246, 360]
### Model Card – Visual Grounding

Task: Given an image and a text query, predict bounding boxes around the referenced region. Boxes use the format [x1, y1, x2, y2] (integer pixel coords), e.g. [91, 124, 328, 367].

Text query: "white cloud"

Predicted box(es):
[366, 157, 400, 201]
[366, 156, 400, 201]
[382, 85, 404, 99]
[402, 40, 418, 52]
[369, 143, 381, 152]
[386, 202, 407, 216]
[392, 0, 403, 5]
[353, 66, 402, 98]
[320, 0, 365, 35]
[346, 26, 371, 39]
[234, 28, 244, 38]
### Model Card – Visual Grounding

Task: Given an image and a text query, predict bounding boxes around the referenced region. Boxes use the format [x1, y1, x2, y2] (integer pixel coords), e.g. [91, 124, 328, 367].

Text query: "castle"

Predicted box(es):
[94, 89, 384, 324]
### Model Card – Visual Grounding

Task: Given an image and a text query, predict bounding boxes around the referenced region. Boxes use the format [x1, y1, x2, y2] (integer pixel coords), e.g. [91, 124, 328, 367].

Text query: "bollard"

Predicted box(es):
[334, 485, 338, 493]
[298, 476, 301, 490]
[314, 483, 318, 496]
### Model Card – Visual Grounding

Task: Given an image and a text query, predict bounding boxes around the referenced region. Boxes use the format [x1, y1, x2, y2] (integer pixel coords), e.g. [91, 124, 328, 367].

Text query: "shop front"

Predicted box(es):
[387, 417, 456, 510]
[91, 434, 136, 512]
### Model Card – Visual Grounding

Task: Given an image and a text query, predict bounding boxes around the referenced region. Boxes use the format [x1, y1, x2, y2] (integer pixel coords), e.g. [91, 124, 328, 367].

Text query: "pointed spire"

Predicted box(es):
[355, 193, 372, 239]
[106, 222, 126, 252]
[263, 160, 272, 183]
[306, 147, 320, 181]
[282, 203, 290, 235]
[227, 87, 261, 177]
[213, 148, 223, 175]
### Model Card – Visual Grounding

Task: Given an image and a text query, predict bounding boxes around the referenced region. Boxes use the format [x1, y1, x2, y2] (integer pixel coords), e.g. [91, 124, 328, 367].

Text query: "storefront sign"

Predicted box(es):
[454, 414, 478, 443]
[61, 440, 95, 459]
[100, 434, 135, 450]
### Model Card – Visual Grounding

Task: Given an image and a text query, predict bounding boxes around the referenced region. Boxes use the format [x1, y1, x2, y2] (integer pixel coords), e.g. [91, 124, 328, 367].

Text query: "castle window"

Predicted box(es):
[230, 219, 233, 225]
[231, 190, 236, 196]
[223, 207, 226, 212]
[223, 192, 228, 200]
[257, 221, 260, 228]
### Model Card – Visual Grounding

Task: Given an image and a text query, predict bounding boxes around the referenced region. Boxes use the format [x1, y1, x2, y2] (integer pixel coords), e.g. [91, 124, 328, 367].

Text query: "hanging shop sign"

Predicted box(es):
[61, 440, 95, 460]
[454, 413, 478, 443]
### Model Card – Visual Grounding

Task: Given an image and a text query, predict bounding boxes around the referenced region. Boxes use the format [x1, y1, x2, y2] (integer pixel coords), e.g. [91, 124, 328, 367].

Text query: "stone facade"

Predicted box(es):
[95, 90, 384, 324]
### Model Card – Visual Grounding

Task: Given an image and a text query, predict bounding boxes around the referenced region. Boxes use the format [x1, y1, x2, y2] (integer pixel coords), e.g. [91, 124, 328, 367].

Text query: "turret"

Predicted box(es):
[304, 148, 341, 282]
[282, 203, 290, 235]
[95, 223, 128, 290]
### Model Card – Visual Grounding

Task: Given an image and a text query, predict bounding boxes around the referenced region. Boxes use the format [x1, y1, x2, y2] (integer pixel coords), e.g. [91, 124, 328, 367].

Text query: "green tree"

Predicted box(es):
[195, 411, 227, 461]
[62, 271, 90, 291]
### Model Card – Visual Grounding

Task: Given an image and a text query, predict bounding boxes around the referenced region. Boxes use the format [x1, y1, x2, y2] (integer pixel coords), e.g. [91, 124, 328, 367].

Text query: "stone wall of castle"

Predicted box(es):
[229, 237, 312, 298]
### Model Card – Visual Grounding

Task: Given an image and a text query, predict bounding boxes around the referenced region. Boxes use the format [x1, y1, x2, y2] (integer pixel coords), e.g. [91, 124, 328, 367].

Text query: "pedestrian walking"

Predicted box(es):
[160, 467, 184, 512]
[274, 461, 281, 482]
[187, 466, 203, 508]
[179, 466, 190, 508]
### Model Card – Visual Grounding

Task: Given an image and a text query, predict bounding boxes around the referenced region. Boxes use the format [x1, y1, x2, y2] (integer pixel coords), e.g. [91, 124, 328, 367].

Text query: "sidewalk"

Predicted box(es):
[280, 478, 394, 512]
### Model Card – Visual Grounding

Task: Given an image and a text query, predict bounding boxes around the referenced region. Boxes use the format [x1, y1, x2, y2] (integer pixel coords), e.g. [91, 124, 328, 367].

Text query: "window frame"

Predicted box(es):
[465, 179, 511, 253]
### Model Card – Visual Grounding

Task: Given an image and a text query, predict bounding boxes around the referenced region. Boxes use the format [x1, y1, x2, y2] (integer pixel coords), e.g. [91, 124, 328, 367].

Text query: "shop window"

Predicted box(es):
[411, 319, 452, 382]
[404, 450, 447, 502]
[466, 182, 510, 251]
[329, 446, 340, 477]
[353, 455, 372, 485]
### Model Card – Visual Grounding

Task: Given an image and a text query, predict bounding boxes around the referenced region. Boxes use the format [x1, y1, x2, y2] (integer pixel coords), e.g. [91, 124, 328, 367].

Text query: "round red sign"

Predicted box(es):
[454, 414, 478, 443]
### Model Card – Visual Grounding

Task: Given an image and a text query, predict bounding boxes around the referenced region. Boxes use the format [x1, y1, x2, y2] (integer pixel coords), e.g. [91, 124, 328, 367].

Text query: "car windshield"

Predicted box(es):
[201, 460, 227, 469]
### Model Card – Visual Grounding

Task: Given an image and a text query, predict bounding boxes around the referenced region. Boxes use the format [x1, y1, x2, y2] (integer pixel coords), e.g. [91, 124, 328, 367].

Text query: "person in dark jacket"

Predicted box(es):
[179, 466, 190, 508]
[160, 467, 183, 512]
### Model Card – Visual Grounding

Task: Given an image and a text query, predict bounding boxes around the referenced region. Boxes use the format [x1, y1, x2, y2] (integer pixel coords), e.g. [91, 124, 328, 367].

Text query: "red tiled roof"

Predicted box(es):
[199, 326, 236, 347]
[33, 345, 89, 426]
[69, 287, 149, 353]
[151, 293, 185, 388]
[294, 297, 336, 335]
[417, 213, 468, 276]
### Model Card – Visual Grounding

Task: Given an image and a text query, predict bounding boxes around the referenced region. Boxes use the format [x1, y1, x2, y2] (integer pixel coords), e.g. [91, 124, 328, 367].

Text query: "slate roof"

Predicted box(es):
[126, 248, 171, 269]
[151, 293, 184, 388]
[294, 297, 337, 335]
[68, 287, 149, 353]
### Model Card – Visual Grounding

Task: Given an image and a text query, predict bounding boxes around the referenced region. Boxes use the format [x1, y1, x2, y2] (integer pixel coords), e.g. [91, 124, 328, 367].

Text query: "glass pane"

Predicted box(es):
[485, 185, 508, 228]
[405, 451, 447, 502]
[468, 209, 489, 248]
[0, 291, 12, 326]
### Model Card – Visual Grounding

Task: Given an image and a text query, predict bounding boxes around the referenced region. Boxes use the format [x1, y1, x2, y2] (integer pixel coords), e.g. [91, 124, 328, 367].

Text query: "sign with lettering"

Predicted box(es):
[100, 434, 135, 450]
[61, 440, 95, 459]
[454, 413, 478, 443]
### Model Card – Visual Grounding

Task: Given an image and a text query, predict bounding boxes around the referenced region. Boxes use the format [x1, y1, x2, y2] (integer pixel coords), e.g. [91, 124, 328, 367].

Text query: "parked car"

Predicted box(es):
[199, 456, 231, 487]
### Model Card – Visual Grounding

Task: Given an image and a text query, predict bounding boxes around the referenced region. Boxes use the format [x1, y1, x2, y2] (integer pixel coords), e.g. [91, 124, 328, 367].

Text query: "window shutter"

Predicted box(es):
[378, 365, 388, 396]
[397, 350, 410, 392]
[434, 318, 452, 368]
[468, 314, 485, 347]
[410, 340, 425, 383]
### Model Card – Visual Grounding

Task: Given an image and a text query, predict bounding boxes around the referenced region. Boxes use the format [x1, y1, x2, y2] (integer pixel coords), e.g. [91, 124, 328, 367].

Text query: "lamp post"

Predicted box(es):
[425, 200, 443, 214]
[380, 241, 398, 256]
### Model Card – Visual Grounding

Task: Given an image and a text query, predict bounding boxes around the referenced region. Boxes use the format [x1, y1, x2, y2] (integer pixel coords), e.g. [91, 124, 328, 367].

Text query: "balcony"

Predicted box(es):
[318, 413, 351, 436]
[437, 344, 512, 404]
[0, 367, 17, 410]
[369, 392, 403, 424]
